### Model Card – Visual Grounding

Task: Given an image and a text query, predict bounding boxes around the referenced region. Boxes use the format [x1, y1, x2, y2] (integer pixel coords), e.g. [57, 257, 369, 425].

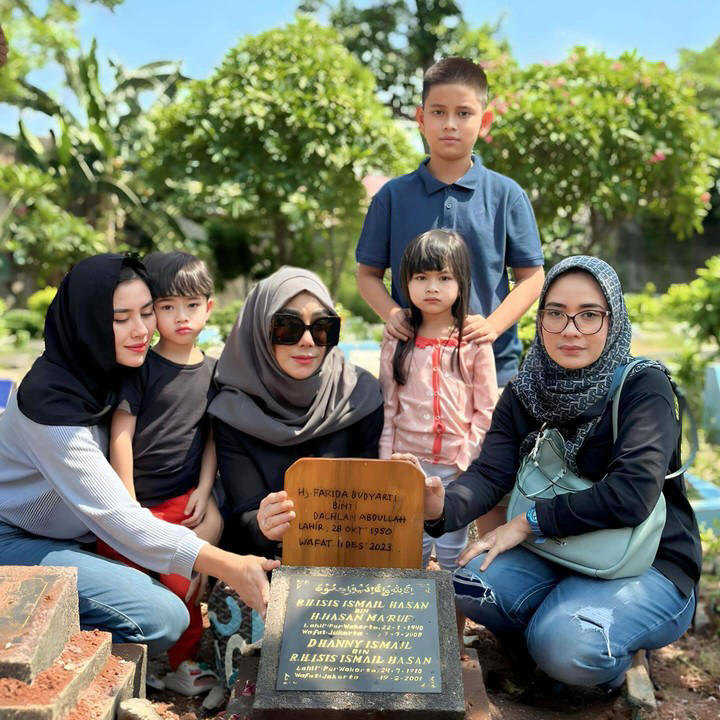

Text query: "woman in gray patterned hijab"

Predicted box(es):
[418, 255, 700, 694]
[511, 255, 665, 470]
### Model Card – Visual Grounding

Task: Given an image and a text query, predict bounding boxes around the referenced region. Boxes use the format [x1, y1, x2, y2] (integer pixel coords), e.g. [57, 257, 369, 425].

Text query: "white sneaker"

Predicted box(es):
[163, 660, 220, 697]
[146, 672, 165, 690]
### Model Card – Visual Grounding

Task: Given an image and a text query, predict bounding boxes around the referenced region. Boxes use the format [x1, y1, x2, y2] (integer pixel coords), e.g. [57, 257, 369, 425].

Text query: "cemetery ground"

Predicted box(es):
[1, 320, 720, 719]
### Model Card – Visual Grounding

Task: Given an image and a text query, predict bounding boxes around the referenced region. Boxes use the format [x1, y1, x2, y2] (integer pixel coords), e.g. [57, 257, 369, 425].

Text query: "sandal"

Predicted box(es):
[163, 660, 220, 696]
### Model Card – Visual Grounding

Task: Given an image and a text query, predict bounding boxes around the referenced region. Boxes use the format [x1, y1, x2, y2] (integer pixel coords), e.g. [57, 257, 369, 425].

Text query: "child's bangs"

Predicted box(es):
[164, 267, 211, 298]
[405, 235, 451, 276]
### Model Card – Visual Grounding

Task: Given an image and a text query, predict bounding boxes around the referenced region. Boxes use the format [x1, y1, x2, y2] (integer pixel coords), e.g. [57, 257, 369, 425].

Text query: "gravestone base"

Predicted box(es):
[253, 567, 465, 720]
[0, 566, 146, 720]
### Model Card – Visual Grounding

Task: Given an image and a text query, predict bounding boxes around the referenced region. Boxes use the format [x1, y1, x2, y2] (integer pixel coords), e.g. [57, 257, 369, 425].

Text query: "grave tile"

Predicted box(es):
[0, 567, 80, 683]
[0, 630, 110, 720]
[253, 566, 465, 720]
[65, 651, 139, 720]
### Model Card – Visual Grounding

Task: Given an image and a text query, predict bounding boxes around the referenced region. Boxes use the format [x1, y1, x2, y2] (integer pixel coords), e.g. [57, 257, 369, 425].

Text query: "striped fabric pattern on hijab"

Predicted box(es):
[510, 255, 667, 469]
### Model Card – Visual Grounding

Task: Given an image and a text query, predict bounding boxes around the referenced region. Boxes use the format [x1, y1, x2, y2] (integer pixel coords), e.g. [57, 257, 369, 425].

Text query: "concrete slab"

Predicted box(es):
[702, 363, 720, 444]
[65, 650, 139, 720]
[625, 652, 656, 711]
[0, 630, 111, 720]
[0, 567, 80, 683]
[254, 566, 464, 720]
[111, 645, 146, 700]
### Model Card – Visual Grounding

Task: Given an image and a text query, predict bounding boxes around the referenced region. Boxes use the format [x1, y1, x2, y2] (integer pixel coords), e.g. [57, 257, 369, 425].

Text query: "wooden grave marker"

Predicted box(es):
[282, 458, 424, 569]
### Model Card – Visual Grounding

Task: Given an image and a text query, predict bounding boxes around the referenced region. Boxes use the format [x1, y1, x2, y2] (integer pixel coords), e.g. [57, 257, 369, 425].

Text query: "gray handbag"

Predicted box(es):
[506, 359, 695, 580]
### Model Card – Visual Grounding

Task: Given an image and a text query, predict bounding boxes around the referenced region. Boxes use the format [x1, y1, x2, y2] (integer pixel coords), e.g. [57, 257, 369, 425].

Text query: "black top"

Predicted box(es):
[214, 404, 384, 557]
[118, 349, 217, 504]
[428, 367, 702, 597]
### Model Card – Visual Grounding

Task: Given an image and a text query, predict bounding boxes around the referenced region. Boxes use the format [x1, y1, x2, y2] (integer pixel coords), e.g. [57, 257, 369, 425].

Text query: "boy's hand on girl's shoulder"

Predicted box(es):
[385, 307, 412, 342]
[181, 487, 210, 528]
[463, 314, 499, 344]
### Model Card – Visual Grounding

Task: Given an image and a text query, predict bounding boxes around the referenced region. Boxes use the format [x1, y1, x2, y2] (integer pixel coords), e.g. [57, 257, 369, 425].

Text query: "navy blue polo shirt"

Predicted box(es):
[356, 155, 543, 386]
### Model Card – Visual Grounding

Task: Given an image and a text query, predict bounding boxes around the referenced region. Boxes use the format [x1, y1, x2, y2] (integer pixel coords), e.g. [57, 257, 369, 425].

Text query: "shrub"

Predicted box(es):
[335, 303, 383, 343]
[663, 256, 720, 408]
[625, 283, 665, 326]
[26, 286, 57, 319]
[0, 299, 7, 339]
[209, 300, 244, 342]
[3, 309, 44, 339]
[518, 302, 538, 357]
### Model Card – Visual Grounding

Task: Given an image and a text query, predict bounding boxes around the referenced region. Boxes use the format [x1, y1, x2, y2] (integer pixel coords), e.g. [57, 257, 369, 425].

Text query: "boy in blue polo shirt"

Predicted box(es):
[356, 57, 544, 389]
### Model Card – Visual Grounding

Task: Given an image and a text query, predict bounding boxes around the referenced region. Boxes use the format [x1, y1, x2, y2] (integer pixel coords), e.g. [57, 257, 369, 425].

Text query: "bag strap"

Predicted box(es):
[609, 358, 698, 479]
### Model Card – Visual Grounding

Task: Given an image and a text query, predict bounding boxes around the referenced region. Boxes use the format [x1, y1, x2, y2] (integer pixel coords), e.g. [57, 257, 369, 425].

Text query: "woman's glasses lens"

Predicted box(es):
[539, 310, 607, 335]
[271, 314, 340, 346]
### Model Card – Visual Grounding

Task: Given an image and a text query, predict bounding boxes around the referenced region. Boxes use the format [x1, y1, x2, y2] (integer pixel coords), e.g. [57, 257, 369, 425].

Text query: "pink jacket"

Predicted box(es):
[379, 335, 498, 471]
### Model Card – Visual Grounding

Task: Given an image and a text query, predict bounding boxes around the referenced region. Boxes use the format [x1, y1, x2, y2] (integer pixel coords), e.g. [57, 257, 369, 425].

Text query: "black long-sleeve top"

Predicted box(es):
[428, 367, 701, 597]
[214, 405, 384, 557]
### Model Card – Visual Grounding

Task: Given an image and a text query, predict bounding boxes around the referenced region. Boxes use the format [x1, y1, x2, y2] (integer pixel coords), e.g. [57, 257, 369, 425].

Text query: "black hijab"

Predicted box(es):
[17, 253, 152, 426]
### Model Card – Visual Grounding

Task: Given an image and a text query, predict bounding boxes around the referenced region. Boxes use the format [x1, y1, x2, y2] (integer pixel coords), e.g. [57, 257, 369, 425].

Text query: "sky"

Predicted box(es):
[2, 0, 720, 133]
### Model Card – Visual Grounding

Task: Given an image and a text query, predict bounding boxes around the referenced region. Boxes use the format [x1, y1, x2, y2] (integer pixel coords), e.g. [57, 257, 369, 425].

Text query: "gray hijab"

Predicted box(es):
[208, 266, 382, 446]
[511, 255, 667, 469]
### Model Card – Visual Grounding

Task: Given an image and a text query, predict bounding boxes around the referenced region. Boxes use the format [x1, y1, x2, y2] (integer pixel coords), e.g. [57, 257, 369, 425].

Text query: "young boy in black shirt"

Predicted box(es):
[99, 251, 222, 696]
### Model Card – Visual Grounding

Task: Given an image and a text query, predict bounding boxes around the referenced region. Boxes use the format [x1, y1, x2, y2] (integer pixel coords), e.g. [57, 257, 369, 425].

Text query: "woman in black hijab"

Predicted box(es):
[416, 256, 701, 690]
[0, 254, 277, 658]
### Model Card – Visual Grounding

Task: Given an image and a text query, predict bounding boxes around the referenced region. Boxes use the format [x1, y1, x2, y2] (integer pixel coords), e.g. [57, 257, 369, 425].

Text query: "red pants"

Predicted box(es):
[96, 488, 203, 670]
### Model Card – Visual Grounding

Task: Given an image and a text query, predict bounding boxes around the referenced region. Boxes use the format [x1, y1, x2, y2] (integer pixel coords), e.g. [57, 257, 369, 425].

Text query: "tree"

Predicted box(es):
[298, 0, 512, 120]
[480, 48, 720, 257]
[144, 17, 415, 292]
[0, 1, 122, 110]
[0, 164, 105, 286]
[0, 2, 190, 290]
[678, 37, 720, 226]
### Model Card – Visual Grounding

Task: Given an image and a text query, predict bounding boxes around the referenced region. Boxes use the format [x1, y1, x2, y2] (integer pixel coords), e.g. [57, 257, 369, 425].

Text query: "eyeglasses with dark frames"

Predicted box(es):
[538, 309, 611, 335]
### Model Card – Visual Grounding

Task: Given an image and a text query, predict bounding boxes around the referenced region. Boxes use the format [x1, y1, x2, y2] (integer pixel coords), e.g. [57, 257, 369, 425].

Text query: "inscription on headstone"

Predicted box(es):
[282, 458, 424, 569]
[254, 567, 465, 720]
[277, 575, 440, 693]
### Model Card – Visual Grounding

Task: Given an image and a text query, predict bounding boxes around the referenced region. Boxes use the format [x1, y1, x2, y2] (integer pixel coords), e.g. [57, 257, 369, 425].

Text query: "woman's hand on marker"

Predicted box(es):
[463, 314, 499, 344]
[424, 475, 444, 520]
[457, 513, 532, 571]
[257, 490, 296, 541]
[225, 555, 280, 619]
[385, 306, 412, 342]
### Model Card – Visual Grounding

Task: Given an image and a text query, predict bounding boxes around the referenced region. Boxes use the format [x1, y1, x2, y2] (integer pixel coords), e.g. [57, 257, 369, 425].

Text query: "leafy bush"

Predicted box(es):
[665, 256, 720, 350]
[27, 286, 57, 318]
[209, 300, 244, 342]
[518, 302, 538, 357]
[335, 303, 383, 343]
[0, 299, 7, 340]
[3, 309, 44, 339]
[625, 284, 665, 326]
[662, 256, 720, 406]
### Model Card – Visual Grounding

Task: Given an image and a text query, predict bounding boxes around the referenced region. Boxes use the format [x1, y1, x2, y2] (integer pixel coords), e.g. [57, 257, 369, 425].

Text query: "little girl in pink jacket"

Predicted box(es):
[379, 229, 498, 571]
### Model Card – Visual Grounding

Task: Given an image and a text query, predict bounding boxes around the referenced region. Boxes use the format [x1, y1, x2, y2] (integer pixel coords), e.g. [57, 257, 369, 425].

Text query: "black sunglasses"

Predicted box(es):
[271, 312, 341, 347]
